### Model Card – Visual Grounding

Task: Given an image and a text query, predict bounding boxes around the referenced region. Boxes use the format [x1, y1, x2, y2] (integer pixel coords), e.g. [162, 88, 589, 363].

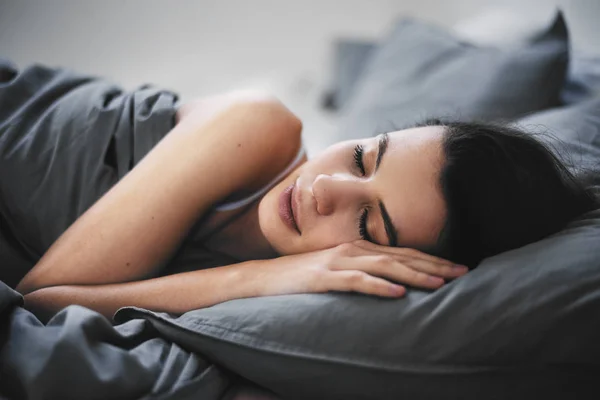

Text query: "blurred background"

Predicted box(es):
[1, 0, 599, 155]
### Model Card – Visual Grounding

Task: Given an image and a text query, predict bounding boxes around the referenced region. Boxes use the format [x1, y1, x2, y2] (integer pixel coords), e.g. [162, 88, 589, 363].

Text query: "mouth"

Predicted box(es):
[279, 180, 301, 234]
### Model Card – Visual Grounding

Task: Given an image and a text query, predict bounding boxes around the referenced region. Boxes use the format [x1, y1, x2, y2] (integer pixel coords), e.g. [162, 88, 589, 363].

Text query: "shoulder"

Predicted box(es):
[175, 91, 303, 196]
[176, 90, 301, 146]
[176, 90, 301, 132]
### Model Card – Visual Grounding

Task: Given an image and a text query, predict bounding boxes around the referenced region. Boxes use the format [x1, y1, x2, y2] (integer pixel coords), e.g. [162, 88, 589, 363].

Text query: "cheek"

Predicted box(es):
[302, 214, 358, 251]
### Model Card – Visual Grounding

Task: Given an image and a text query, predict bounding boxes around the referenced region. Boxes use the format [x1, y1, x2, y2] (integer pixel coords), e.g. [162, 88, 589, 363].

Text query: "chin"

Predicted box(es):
[258, 200, 286, 254]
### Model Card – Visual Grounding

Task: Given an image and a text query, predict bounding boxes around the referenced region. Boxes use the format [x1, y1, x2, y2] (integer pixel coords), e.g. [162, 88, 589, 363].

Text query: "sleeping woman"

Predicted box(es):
[15, 91, 598, 320]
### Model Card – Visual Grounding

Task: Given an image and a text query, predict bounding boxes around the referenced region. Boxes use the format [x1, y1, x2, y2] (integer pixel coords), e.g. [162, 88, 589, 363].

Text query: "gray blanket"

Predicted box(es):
[0, 60, 279, 400]
[0, 280, 234, 399]
[0, 58, 178, 288]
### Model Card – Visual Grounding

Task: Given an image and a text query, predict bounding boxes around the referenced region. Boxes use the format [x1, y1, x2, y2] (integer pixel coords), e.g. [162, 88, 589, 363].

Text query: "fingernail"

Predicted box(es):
[428, 276, 445, 286]
[390, 285, 405, 296]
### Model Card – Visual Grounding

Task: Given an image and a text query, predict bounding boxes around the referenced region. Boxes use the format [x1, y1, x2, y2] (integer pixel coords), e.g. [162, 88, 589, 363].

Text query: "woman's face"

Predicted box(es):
[258, 126, 448, 255]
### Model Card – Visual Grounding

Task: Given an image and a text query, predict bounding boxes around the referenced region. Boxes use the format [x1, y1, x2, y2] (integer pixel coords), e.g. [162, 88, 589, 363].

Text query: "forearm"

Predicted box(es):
[23, 260, 258, 321]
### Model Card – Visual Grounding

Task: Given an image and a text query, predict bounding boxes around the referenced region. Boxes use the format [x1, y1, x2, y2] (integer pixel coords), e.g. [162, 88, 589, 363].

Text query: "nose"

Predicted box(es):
[311, 173, 368, 216]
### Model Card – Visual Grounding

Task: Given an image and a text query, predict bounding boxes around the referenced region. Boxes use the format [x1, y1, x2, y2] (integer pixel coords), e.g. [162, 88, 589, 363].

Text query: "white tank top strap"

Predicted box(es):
[214, 142, 306, 212]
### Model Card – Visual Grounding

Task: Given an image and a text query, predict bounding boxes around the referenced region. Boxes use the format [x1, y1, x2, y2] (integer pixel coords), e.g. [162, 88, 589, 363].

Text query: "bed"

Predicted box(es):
[2, 10, 600, 400]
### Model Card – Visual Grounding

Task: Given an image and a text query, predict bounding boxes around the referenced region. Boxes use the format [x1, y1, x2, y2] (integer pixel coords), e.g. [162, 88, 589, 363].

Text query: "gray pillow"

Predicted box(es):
[517, 95, 600, 170]
[562, 53, 600, 104]
[323, 37, 600, 115]
[337, 11, 569, 141]
[322, 40, 376, 110]
[115, 100, 600, 400]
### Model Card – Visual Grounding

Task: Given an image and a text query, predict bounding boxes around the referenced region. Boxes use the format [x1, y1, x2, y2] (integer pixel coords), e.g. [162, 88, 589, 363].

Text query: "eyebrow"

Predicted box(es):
[374, 133, 398, 247]
[378, 200, 398, 247]
[375, 132, 389, 172]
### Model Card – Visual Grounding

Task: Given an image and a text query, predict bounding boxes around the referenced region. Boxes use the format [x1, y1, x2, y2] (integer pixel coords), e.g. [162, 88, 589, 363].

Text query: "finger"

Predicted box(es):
[399, 258, 469, 279]
[329, 270, 406, 298]
[352, 239, 452, 264]
[353, 255, 446, 290]
[352, 240, 463, 268]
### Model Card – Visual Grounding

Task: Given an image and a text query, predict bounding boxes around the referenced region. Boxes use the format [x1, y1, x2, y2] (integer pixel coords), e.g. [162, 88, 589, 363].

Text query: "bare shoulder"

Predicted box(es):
[175, 91, 303, 199]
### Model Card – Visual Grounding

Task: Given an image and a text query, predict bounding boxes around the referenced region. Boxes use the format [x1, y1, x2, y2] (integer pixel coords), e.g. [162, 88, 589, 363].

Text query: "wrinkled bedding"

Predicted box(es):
[0, 280, 233, 399]
[0, 280, 284, 399]
[0, 59, 279, 399]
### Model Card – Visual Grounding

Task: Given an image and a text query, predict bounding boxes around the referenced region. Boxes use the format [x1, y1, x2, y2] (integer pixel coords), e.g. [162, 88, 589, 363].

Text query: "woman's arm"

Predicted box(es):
[23, 260, 255, 321]
[16, 93, 302, 295]
[24, 240, 465, 322]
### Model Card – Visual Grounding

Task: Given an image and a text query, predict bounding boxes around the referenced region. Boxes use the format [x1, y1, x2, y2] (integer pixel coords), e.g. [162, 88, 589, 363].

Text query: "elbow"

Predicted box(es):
[22, 288, 59, 323]
[16, 260, 62, 295]
[15, 280, 34, 296]
[16, 275, 50, 296]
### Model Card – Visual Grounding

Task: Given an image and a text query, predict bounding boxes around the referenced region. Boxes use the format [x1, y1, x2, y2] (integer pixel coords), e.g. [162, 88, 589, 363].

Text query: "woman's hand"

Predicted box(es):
[246, 241, 468, 299]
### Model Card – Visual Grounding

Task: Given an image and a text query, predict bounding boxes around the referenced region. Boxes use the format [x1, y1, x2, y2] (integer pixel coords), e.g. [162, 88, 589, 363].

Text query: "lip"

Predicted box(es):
[279, 181, 300, 234]
[291, 179, 302, 233]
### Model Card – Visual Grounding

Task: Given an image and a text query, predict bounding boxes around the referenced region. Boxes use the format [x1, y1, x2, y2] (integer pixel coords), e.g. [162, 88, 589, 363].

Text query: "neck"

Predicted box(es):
[204, 200, 279, 261]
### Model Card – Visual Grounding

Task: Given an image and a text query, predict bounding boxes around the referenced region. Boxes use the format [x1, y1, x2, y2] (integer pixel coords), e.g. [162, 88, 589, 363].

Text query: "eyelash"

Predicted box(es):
[357, 207, 370, 241]
[353, 144, 366, 176]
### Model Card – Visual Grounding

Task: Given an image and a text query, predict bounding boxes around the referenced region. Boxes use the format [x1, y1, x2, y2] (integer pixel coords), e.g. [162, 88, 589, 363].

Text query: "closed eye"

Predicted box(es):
[352, 134, 398, 247]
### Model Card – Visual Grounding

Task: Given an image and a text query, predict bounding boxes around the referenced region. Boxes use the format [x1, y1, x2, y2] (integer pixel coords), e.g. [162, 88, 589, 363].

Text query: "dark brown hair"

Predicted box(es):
[426, 120, 599, 267]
